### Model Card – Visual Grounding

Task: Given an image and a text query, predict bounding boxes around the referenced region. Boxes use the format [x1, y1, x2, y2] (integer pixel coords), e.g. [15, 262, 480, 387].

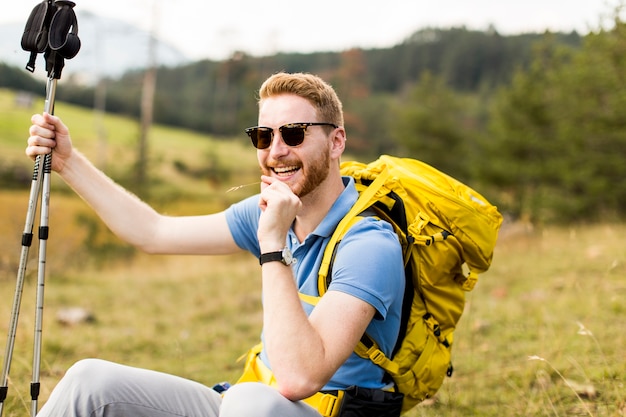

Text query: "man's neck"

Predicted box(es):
[293, 174, 346, 243]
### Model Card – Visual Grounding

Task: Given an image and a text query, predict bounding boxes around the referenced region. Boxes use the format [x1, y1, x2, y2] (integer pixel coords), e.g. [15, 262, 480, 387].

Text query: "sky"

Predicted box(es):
[1, 0, 621, 61]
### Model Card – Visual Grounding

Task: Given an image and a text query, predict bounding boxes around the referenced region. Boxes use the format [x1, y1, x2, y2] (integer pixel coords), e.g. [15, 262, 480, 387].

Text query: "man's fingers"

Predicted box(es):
[25, 145, 51, 159]
[31, 113, 58, 132]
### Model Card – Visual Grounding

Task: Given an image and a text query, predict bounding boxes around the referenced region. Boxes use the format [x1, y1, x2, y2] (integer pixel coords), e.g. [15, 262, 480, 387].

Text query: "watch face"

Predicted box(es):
[282, 247, 295, 265]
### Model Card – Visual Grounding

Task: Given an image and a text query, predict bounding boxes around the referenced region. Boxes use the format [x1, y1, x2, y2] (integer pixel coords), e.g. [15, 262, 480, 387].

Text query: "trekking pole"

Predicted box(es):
[0, 93, 52, 417]
[0, 92, 54, 417]
[30, 77, 57, 417]
[0, 158, 46, 417]
[0, 2, 79, 416]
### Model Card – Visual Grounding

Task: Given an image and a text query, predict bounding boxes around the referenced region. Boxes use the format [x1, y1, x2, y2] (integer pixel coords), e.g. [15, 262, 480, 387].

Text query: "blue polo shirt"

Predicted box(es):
[225, 177, 405, 390]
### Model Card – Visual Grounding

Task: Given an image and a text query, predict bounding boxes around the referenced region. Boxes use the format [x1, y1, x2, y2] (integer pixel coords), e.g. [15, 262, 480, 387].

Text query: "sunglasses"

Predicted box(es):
[245, 122, 338, 149]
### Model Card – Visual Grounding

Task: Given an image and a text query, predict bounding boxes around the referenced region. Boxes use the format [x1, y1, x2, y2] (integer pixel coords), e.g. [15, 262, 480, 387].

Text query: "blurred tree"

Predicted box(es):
[487, 18, 626, 222]
[333, 48, 372, 153]
[391, 71, 476, 181]
[486, 36, 567, 221]
[553, 19, 626, 220]
[0, 63, 45, 93]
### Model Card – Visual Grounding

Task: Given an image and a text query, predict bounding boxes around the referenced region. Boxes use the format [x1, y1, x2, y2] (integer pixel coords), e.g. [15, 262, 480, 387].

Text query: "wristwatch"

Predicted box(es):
[259, 247, 296, 266]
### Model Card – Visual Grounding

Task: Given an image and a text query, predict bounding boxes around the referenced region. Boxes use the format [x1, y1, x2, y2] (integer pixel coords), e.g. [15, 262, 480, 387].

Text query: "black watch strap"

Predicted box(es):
[259, 251, 283, 265]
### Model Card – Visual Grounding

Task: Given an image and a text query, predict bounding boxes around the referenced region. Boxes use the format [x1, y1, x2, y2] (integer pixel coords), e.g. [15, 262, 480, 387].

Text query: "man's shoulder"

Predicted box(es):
[335, 216, 402, 266]
[345, 215, 398, 242]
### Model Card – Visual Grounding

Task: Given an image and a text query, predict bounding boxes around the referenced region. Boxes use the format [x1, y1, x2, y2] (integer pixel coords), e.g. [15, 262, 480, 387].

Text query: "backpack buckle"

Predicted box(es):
[461, 270, 479, 291]
[408, 211, 430, 237]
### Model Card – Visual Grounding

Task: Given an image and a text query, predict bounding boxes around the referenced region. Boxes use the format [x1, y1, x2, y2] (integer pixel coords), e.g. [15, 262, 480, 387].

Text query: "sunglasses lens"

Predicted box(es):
[280, 126, 306, 146]
[246, 124, 315, 149]
[247, 128, 272, 149]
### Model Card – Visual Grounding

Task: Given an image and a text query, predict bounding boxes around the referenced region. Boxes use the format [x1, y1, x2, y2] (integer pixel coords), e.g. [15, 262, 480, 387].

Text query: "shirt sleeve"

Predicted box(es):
[224, 194, 262, 257]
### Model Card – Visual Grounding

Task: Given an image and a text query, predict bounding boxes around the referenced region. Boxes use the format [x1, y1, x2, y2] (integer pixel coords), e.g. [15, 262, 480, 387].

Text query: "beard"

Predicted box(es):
[261, 147, 331, 198]
[296, 149, 331, 198]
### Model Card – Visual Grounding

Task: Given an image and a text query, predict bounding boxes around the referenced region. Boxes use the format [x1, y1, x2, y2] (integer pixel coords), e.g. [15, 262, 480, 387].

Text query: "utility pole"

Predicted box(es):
[137, 0, 159, 196]
[93, 16, 108, 171]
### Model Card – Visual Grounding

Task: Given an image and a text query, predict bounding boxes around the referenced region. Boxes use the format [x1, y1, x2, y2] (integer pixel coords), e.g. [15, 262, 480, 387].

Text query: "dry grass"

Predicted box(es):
[0, 192, 263, 417]
[2, 192, 624, 416]
[406, 223, 626, 417]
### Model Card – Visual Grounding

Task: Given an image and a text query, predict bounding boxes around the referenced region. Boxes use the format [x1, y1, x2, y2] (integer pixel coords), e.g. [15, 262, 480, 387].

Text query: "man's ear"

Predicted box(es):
[330, 127, 346, 159]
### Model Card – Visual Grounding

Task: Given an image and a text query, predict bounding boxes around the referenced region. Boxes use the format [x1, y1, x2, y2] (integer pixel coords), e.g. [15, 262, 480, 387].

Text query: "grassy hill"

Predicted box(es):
[0, 88, 260, 203]
[0, 89, 625, 416]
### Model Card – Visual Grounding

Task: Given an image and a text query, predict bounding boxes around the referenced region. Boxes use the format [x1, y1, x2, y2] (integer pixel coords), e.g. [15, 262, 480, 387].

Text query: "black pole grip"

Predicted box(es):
[30, 382, 40, 400]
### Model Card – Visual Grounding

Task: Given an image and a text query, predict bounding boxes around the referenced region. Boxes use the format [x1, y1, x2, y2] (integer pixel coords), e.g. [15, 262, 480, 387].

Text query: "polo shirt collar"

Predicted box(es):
[311, 176, 358, 239]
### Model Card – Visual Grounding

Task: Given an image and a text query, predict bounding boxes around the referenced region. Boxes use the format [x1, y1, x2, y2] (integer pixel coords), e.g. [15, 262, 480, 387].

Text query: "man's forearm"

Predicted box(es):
[59, 149, 161, 250]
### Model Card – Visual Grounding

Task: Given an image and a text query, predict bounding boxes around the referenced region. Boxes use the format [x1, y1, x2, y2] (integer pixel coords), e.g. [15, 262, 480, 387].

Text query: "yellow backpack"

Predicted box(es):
[318, 155, 503, 414]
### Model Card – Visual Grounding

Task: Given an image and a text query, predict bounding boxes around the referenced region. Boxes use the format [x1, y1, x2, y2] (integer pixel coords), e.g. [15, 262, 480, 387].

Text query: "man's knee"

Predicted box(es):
[221, 383, 281, 416]
[62, 358, 120, 393]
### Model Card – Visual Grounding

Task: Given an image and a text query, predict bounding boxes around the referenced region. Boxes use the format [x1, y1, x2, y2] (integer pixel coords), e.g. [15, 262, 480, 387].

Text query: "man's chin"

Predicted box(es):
[286, 178, 306, 197]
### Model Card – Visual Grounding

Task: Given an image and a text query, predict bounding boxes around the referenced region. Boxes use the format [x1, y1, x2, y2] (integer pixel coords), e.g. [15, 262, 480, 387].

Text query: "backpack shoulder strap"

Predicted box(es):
[317, 165, 393, 296]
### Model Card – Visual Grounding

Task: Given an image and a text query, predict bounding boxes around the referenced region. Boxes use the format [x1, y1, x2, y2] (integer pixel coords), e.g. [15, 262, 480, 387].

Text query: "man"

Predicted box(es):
[26, 72, 405, 417]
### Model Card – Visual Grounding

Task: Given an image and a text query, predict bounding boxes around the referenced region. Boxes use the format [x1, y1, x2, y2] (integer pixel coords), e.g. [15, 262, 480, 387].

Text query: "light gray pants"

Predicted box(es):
[37, 359, 322, 417]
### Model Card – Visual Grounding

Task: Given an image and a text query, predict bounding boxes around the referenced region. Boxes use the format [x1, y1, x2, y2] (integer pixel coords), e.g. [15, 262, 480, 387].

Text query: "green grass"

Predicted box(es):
[1, 89, 625, 416]
[0, 88, 260, 202]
